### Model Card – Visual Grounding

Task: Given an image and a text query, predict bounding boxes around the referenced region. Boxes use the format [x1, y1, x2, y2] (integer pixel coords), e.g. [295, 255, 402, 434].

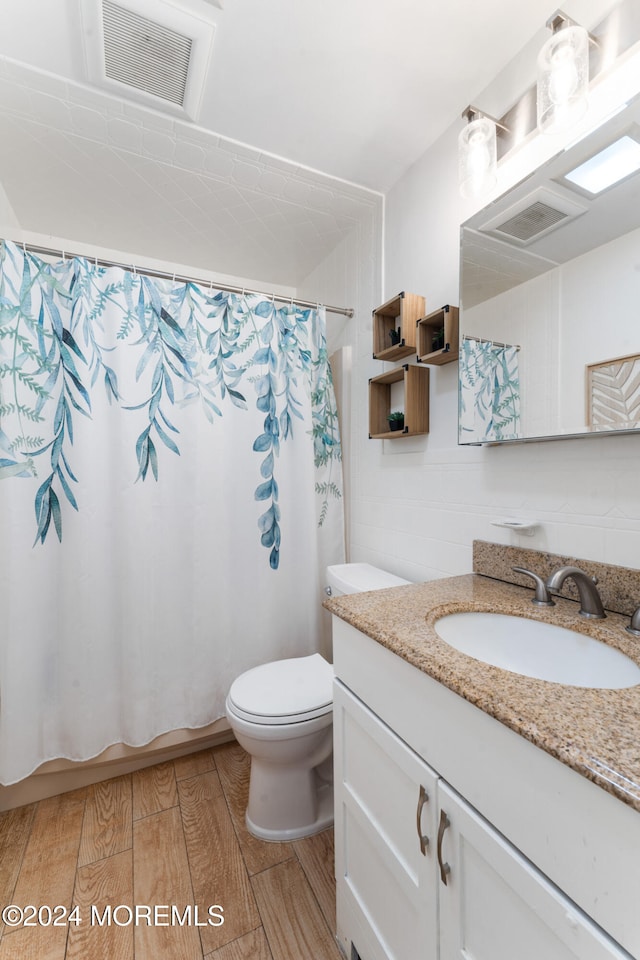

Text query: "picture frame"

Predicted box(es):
[586, 352, 640, 428]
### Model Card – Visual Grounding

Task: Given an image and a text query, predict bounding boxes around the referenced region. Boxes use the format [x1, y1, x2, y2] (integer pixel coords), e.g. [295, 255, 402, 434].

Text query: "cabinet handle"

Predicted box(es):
[416, 785, 429, 855]
[437, 809, 451, 885]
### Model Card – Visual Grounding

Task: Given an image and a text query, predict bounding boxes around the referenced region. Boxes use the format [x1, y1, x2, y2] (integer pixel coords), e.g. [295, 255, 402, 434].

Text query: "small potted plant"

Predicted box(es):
[431, 327, 445, 351]
[387, 410, 405, 432]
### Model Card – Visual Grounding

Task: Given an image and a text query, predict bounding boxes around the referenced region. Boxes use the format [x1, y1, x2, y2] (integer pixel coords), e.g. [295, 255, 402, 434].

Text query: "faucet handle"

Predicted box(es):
[512, 567, 555, 607]
[626, 607, 640, 637]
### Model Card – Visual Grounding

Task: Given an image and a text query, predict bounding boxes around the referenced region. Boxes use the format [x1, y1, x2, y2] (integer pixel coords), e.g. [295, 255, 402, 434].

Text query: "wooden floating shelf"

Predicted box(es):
[369, 364, 430, 439]
[372, 291, 425, 361]
[416, 305, 459, 365]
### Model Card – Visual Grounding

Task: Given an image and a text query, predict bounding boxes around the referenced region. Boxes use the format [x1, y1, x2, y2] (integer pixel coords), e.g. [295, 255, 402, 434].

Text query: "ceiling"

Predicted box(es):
[0, 0, 564, 286]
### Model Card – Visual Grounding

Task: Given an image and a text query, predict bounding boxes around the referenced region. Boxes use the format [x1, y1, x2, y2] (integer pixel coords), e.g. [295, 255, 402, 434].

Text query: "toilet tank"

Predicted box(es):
[326, 562, 410, 597]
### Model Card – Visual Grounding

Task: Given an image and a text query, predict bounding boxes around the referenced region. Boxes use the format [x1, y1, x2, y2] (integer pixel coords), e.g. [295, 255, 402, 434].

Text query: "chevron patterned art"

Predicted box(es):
[587, 353, 640, 428]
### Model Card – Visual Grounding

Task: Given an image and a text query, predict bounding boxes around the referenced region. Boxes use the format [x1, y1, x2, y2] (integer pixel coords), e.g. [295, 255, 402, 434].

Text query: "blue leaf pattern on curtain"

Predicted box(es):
[0, 240, 342, 567]
[459, 338, 521, 442]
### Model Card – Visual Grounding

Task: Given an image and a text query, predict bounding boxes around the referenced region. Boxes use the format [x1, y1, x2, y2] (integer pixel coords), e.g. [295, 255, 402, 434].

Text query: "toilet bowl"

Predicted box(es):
[225, 563, 410, 841]
[226, 653, 334, 841]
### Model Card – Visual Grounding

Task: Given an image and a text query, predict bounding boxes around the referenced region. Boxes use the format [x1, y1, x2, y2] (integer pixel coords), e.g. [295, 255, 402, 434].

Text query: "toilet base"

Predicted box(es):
[246, 781, 334, 842]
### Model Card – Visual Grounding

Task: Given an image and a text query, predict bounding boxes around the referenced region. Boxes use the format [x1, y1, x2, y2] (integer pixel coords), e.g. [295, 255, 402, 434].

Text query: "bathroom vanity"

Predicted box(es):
[326, 573, 640, 960]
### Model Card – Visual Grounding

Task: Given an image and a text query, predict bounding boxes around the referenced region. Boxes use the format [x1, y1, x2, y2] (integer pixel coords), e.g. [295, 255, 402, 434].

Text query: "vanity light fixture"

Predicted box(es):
[537, 11, 590, 134]
[458, 106, 508, 200]
[563, 133, 640, 194]
[457, 1, 638, 200]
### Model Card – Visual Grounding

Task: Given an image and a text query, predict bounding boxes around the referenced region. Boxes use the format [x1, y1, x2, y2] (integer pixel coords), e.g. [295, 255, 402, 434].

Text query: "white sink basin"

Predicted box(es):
[434, 612, 640, 688]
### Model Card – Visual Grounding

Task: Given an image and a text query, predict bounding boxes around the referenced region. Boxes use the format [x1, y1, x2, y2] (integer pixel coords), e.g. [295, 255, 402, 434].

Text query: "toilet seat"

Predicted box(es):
[227, 653, 333, 725]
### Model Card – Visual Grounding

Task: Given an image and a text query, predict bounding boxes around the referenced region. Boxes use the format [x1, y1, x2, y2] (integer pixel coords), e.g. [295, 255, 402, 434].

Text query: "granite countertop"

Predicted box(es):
[325, 573, 640, 812]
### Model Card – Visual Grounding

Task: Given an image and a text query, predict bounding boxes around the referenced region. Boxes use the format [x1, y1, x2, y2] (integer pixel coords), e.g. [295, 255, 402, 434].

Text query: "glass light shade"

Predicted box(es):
[458, 116, 497, 199]
[537, 24, 589, 134]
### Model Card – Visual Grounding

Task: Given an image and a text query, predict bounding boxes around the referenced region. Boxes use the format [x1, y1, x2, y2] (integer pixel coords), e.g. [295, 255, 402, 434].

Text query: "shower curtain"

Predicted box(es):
[459, 337, 521, 442]
[0, 240, 344, 785]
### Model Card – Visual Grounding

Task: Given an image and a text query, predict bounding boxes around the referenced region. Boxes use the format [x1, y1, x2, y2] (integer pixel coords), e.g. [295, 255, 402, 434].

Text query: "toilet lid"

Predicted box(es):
[227, 654, 333, 724]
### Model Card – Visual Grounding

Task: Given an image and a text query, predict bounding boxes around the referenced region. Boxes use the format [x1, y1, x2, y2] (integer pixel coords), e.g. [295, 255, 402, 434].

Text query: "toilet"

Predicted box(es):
[225, 562, 410, 841]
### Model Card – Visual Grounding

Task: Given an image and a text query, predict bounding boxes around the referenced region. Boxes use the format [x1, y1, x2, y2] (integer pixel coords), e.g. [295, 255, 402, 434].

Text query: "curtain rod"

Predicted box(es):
[14, 242, 355, 319]
[463, 334, 521, 351]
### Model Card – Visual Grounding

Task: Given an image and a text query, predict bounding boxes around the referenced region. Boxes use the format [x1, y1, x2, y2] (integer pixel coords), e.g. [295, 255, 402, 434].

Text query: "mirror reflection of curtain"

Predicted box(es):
[0, 240, 344, 785]
[459, 338, 521, 443]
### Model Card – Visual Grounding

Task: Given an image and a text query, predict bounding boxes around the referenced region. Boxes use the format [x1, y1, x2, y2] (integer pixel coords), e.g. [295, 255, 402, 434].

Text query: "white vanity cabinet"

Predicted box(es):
[333, 681, 438, 960]
[436, 779, 629, 960]
[332, 618, 638, 960]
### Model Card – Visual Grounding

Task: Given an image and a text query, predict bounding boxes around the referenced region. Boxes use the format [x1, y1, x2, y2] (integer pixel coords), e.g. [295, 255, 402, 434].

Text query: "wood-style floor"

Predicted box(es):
[0, 741, 342, 960]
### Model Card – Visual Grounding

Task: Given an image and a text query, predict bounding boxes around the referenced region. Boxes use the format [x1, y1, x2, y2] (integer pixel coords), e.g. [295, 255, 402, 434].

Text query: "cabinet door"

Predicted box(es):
[333, 680, 438, 960]
[437, 781, 631, 960]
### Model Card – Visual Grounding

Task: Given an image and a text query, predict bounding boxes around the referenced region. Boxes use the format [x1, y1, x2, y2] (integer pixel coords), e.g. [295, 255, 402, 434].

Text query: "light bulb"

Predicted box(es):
[537, 24, 589, 134]
[548, 42, 580, 104]
[458, 116, 497, 199]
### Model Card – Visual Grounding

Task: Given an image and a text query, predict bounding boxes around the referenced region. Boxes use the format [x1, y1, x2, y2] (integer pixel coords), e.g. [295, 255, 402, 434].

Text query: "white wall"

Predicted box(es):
[561, 227, 640, 428]
[347, 13, 640, 580]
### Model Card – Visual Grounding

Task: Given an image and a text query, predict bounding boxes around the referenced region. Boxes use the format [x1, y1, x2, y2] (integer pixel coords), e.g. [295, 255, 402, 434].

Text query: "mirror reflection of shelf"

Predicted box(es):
[416, 305, 459, 365]
[369, 364, 430, 439]
[372, 292, 425, 362]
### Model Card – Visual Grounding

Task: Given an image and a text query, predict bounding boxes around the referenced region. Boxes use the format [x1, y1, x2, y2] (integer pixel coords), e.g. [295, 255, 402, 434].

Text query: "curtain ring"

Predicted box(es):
[172, 271, 176, 283]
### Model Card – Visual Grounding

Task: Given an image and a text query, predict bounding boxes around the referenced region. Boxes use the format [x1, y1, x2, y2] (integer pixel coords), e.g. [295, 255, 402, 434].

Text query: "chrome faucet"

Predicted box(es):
[545, 566, 606, 620]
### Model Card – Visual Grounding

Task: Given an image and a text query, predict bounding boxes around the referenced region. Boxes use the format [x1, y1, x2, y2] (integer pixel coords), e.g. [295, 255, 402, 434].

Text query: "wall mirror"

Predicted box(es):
[459, 92, 640, 444]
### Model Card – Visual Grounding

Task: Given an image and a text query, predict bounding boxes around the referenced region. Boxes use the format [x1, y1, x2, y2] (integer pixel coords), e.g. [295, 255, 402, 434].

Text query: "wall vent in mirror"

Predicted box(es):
[479, 186, 588, 246]
[494, 200, 568, 243]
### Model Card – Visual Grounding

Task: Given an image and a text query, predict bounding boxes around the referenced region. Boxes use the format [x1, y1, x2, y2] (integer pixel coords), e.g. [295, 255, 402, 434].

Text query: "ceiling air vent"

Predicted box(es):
[478, 186, 589, 247]
[103, 1, 192, 107]
[493, 200, 569, 243]
[81, 0, 216, 120]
